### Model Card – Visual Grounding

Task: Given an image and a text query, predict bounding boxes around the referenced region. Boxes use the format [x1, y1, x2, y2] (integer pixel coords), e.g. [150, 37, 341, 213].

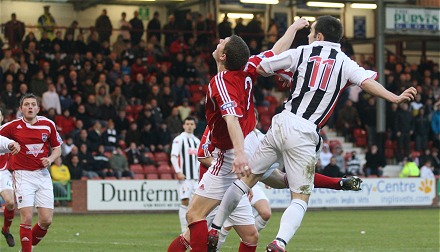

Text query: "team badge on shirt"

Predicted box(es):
[42, 133, 48, 142]
[18, 196, 22, 203]
[220, 101, 237, 111]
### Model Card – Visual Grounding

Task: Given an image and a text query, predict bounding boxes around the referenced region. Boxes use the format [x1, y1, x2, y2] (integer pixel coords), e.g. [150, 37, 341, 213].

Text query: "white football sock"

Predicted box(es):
[216, 226, 230, 251]
[254, 214, 268, 231]
[211, 179, 250, 229]
[275, 199, 308, 248]
[179, 205, 188, 233]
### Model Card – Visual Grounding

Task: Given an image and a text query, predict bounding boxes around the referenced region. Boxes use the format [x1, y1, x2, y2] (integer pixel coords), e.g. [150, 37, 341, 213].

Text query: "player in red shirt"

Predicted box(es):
[0, 108, 21, 247]
[0, 94, 63, 252]
[177, 18, 310, 252]
[168, 124, 362, 251]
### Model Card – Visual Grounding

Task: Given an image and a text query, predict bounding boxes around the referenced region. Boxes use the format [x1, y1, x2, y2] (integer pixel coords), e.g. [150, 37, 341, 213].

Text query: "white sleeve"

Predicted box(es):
[170, 136, 181, 173]
[260, 48, 300, 75]
[345, 58, 378, 86]
[0, 135, 13, 154]
[170, 155, 181, 173]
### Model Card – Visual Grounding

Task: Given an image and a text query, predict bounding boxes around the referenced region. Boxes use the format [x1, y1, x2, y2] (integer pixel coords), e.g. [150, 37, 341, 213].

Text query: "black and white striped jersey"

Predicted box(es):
[171, 132, 200, 180]
[260, 41, 377, 128]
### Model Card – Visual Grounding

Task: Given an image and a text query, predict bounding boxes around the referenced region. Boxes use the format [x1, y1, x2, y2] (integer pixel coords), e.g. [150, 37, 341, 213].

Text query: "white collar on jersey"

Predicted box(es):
[310, 41, 341, 50]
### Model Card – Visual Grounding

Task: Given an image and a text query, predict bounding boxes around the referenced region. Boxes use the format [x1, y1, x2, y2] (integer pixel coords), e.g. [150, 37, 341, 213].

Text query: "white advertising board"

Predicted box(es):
[87, 180, 180, 211]
[386, 7, 440, 32]
[87, 178, 436, 211]
[264, 178, 436, 209]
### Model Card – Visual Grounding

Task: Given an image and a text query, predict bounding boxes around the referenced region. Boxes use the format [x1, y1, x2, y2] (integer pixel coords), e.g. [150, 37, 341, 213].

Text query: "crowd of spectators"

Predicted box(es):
[0, 7, 439, 184]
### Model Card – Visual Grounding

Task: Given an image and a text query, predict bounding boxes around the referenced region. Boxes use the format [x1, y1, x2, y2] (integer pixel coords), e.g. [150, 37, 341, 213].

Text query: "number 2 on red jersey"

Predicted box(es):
[307, 56, 335, 91]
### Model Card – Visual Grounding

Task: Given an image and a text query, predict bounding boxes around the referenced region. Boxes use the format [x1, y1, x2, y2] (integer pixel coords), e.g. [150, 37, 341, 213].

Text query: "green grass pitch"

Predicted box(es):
[1, 208, 438, 251]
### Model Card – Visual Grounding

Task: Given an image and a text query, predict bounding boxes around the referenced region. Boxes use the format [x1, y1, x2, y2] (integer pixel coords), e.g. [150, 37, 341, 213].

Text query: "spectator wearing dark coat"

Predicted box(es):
[147, 11, 161, 42]
[95, 9, 113, 42]
[129, 11, 144, 46]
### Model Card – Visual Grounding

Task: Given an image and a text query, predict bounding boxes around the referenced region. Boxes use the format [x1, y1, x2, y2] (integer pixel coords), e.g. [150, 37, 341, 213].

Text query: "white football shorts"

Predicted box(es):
[178, 179, 198, 201]
[250, 111, 321, 194]
[0, 169, 13, 193]
[13, 169, 54, 209]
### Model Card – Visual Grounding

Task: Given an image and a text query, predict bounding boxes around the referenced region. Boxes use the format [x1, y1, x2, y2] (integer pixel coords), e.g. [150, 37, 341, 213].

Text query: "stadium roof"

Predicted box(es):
[10, 0, 416, 11]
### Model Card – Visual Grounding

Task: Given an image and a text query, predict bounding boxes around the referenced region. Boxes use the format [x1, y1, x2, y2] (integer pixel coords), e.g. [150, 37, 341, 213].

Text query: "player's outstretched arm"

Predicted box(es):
[271, 18, 309, 55]
[361, 78, 417, 104]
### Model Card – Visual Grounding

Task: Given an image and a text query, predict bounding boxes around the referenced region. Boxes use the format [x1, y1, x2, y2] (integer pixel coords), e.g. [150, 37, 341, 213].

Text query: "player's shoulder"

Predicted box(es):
[1, 118, 22, 129]
[37, 116, 56, 125]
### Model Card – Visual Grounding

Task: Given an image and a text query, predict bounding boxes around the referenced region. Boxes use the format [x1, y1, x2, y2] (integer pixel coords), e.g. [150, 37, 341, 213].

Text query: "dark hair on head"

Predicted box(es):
[19, 93, 40, 107]
[223, 35, 250, 71]
[183, 116, 196, 124]
[315, 15, 343, 43]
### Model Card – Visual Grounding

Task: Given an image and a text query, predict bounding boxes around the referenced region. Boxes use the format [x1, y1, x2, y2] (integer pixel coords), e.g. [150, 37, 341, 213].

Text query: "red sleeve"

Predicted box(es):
[246, 50, 275, 76]
[213, 72, 243, 117]
[197, 126, 211, 158]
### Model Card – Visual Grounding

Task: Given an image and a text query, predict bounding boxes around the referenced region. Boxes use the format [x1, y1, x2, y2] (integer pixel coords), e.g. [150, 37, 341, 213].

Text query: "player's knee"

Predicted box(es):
[242, 229, 259, 244]
[39, 221, 52, 229]
[259, 208, 271, 221]
[5, 202, 15, 211]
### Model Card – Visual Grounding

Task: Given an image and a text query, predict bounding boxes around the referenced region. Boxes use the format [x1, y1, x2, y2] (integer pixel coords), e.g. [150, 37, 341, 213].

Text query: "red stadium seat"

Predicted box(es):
[260, 115, 272, 132]
[130, 164, 144, 174]
[329, 140, 342, 152]
[146, 173, 159, 180]
[105, 176, 117, 180]
[385, 148, 394, 159]
[144, 152, 155, 160]
[143, 165, 158, 174]
[157, 165, 173, 174]
[160, 173, 173, 180]
[134, 174, 145, 180]
[154, 152, 169, 162]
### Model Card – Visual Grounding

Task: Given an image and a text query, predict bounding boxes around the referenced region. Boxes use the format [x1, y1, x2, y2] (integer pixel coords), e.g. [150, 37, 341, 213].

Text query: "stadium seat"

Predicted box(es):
[260, 115, 272, 132]
[144, 165, 158, 174]
[130, 164, 144, 174]
[144, 152, 155, 160]
[353, 128, 367, 147]
[157, 164, 173, 174]
[160, 173, 173, 180]
[154, 152, 169, 162]
[134, 174, 145, 180]
[81, 176, 88, 181]
[329, 140, 342, 152]
[385, 148, 394, 159]
[105, 176, 117, 180]
[146, 173, 159, 180]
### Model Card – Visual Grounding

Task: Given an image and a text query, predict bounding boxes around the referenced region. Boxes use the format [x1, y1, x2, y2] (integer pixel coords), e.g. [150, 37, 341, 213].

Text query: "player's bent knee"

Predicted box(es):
[259, 209, 271, 221]
[242, 229, 259, 244]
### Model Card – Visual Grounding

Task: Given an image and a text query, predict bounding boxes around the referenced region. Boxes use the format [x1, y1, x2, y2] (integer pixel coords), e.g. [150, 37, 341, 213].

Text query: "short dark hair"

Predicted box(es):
[315, 15, 343, 43]
[19, 93, 39, 107]
[183, 116, 196, 124]
[223, 35, 250, 71]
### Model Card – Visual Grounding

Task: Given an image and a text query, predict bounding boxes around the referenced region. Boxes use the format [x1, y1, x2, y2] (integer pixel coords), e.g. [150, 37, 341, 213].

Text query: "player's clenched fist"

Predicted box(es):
[8, 142, 20, 155]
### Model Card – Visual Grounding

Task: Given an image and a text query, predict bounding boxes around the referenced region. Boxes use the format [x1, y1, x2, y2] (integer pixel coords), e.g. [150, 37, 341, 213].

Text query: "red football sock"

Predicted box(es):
[2, 208, 15, 233]
[189, 220, 207, 252]
[238, 240, 257, 252]
[32, 223, 48, 246]
[20, 224, 32, 252]
[168, 234, 189, 252]
[314, 173, 341, 190]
